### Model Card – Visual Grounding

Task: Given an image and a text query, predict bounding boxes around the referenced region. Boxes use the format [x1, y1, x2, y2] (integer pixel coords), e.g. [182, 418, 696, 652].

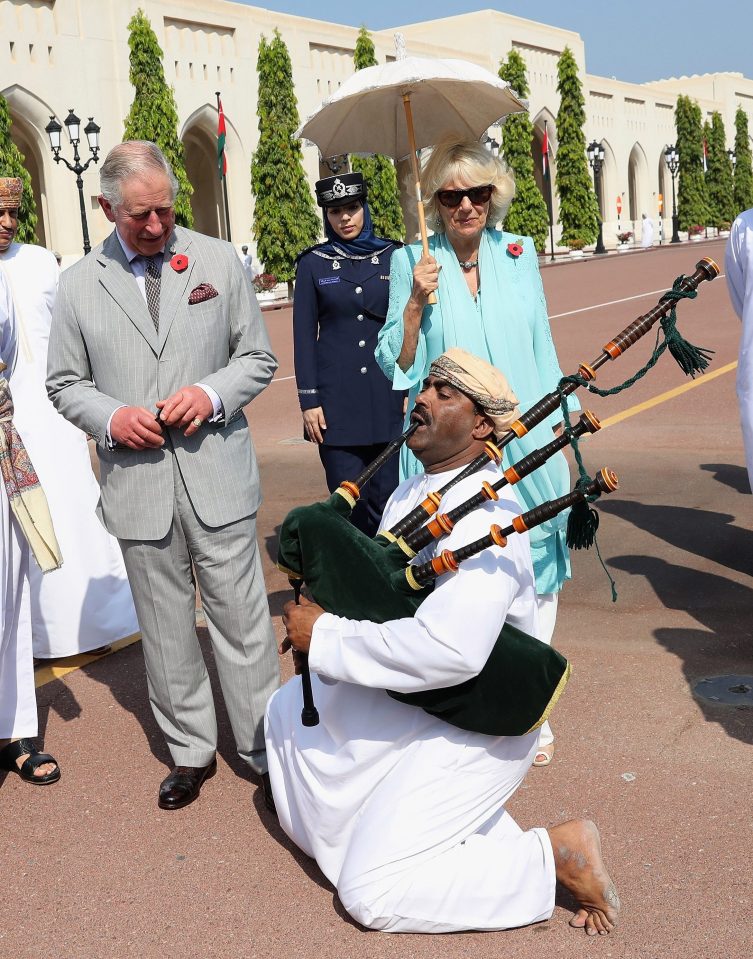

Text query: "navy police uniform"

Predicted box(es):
[293, 174, 405, 535]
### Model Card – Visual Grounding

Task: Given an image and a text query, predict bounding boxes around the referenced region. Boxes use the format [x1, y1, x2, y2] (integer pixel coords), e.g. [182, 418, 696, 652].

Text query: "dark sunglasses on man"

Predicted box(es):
[436, 184, 494, 208]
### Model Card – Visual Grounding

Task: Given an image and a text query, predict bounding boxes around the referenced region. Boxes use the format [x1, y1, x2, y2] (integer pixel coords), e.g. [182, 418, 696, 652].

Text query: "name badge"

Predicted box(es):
[318, 276, 341, 285]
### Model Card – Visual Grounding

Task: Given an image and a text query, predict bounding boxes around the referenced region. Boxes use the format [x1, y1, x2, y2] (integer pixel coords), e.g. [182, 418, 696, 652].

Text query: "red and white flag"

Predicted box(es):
[217, 96, 227, 179]
[702, 138, 708, 173]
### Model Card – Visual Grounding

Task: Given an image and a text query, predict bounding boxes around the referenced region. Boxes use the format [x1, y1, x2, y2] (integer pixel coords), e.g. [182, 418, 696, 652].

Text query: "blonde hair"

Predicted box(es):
[421, 134, 515, 233]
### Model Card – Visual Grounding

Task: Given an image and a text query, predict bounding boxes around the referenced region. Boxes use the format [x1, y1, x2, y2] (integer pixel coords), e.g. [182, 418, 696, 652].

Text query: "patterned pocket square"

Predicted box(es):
[188, 283, 219, 304]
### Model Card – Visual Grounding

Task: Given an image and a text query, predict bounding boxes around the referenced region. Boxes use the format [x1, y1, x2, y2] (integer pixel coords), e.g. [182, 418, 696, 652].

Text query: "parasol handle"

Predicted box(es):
[402, 93, 437, 306]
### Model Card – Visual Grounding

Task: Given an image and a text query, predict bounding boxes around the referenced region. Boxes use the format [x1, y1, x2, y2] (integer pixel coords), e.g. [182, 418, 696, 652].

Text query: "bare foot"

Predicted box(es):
[547, 819, 620, 936]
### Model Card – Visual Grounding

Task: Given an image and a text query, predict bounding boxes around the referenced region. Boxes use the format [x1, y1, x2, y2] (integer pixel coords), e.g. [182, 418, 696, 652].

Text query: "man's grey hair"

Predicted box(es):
[99, 140, 179, 207]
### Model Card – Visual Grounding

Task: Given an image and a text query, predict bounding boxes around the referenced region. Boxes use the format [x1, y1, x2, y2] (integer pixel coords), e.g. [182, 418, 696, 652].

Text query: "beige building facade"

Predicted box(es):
[2, 0, 752, 261]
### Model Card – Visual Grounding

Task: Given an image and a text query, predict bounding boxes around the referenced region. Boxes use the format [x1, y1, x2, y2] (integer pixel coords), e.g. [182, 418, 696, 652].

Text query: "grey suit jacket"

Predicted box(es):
[46, 226, 278, 541]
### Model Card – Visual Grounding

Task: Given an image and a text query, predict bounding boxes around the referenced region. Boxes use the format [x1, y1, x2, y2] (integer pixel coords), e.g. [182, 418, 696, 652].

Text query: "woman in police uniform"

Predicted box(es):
[293, 172, 405, 536]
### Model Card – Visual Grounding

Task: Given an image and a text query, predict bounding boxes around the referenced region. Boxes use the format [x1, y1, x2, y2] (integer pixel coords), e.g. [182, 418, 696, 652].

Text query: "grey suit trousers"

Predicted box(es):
[119, 452, 279, 773]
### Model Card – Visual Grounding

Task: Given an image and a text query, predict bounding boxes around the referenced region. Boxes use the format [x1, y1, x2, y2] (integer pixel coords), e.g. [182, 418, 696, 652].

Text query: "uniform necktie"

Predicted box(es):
[143, 254, 162, 331]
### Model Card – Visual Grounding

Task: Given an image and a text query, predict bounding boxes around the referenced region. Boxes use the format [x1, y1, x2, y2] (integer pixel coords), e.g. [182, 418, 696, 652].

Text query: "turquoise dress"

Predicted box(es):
[375, 228, 579, 594]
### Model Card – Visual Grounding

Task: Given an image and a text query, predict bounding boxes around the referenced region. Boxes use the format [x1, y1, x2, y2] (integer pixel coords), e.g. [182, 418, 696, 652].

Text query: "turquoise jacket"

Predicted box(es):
[376, 229, 579, 594]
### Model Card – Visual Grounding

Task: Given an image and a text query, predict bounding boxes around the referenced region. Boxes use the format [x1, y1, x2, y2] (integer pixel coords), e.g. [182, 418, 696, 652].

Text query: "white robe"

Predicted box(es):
[0, 243, 138, 657]
[0, 271, 37, 738]
[265, 464, 556, 933]
[725, 210, 753, 491]
[641, 216, 654, 247]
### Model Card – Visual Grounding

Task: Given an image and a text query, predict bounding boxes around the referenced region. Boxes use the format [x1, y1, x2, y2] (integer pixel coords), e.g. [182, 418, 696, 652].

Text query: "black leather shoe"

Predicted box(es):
[261, 772, 277, 816]
[158, 759, 217, 810]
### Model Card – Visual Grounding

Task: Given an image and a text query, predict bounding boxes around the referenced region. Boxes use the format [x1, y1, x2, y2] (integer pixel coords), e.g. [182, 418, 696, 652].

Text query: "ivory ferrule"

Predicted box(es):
[395, 536, 416, 559]
[335, 487, 357, 509]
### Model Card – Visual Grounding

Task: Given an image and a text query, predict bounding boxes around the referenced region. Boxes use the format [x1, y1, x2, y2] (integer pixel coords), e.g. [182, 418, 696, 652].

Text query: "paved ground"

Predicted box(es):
[3, 239, 751, 959]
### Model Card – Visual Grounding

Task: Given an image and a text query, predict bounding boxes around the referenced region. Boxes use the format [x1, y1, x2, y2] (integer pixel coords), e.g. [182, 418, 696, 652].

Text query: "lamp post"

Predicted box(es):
[664, 144, 680, 244]
[45, 109, 101, 255]
[586, 139, 606, 254]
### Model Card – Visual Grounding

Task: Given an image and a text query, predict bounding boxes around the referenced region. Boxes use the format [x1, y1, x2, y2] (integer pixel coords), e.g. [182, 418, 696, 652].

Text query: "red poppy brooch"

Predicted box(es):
[506, 241, 524, 259]
[170, 253, 189, 272]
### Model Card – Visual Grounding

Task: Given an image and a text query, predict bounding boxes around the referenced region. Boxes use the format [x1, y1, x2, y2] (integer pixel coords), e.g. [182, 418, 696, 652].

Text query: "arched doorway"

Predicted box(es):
[183, 120, 225, 238]
[627, 142, 649, 231]
[9, 120, 47, 246]
[182, 101, 253, 241]
[2, 85, 55, 246]
[598, 139, 619, 239]
[657, 149, 671, 238]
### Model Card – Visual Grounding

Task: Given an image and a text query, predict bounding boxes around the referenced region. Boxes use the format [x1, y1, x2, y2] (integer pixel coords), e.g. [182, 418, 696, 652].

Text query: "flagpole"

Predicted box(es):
[216, 91, 232, 242]
[543, 122, 555, 262]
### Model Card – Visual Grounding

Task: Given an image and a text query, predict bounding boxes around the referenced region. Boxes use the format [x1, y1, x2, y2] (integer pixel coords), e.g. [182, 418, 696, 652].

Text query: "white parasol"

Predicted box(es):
[297, 39, 527, 301]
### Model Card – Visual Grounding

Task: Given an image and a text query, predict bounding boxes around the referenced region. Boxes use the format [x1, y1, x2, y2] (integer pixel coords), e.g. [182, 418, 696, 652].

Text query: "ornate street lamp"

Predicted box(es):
[483, 134, 500, 156]
[728, 147, 737, 172]
[322, 154, 348, 175]
[586, 139, 606, 255]
[664, 144, 680, 244]
[45, 109, 101, 255]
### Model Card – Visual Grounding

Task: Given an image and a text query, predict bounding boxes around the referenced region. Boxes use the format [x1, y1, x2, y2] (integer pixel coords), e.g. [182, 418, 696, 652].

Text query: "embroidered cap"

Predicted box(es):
[429, 348, 519, 438]
[0, 178, 23, 210]
[315, 172, 367, 209]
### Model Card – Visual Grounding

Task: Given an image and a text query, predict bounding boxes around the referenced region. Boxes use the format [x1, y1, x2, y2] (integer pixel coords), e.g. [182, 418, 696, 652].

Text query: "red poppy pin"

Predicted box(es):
[170, 253, 189, 272]
[507, 241, 524, 259]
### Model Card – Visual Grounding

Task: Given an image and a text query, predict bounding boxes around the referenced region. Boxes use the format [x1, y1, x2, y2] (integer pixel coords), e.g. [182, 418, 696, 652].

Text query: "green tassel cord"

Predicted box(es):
[555, 272, 714, 601]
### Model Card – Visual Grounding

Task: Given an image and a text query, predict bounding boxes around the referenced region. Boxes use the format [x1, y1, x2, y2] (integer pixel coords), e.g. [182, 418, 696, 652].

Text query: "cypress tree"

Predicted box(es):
[251, 30, 320, 296]
[0, 93, 37, 243]
[350, 28, 405, 241]
[675, 95, 710, 231]
[498, 48, 549, 251]
[554, 47, 599, 246]
[706, 112, 735, 227]
[733, 106, 753, 215]
[123, 9, 193, 227]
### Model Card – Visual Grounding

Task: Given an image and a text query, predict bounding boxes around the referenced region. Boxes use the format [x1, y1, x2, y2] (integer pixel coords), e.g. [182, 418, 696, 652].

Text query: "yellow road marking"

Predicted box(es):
[600, 360, 737, 428]
[35, 632, 141, 689]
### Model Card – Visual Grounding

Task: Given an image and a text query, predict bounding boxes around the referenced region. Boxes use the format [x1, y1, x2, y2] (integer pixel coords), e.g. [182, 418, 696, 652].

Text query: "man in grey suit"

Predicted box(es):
[46, 141, 280, 811]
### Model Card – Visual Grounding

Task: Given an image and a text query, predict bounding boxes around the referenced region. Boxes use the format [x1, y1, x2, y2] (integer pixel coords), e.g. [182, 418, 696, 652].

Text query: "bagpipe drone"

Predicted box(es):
[277, 257, 719, 735]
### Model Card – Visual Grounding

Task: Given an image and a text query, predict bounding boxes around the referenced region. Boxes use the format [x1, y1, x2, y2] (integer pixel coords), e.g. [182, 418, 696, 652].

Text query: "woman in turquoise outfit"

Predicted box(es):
[376, 136, 579, 766]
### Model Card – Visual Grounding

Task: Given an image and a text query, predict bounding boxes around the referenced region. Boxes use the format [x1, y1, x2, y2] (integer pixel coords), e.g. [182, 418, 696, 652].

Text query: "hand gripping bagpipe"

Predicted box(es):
[277, 257, 719, 735]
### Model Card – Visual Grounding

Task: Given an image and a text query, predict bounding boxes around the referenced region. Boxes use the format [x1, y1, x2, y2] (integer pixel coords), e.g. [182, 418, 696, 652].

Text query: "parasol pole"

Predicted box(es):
[402, 93, 437, 305]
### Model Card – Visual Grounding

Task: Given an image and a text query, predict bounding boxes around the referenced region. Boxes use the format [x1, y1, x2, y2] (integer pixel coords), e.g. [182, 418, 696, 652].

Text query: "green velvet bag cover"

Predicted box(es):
[387, 624, 571, 736]
[277, 494, 570, 736]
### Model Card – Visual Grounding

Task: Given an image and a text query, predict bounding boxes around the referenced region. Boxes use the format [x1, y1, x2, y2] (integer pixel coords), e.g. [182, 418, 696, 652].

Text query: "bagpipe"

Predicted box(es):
[277, 257, 719, 735]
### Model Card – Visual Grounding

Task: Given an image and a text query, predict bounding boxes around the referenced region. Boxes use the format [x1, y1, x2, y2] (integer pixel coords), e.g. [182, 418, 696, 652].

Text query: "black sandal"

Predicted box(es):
[0, 738, 61, 785]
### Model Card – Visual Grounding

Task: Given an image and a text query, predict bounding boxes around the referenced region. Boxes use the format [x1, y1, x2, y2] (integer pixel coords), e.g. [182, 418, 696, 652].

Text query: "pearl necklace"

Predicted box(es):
[457, 256, 479, 271]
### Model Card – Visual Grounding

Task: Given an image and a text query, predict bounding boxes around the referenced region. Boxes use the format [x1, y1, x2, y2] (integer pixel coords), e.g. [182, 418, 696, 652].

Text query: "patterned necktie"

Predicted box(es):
[143, 254, 162, 332]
